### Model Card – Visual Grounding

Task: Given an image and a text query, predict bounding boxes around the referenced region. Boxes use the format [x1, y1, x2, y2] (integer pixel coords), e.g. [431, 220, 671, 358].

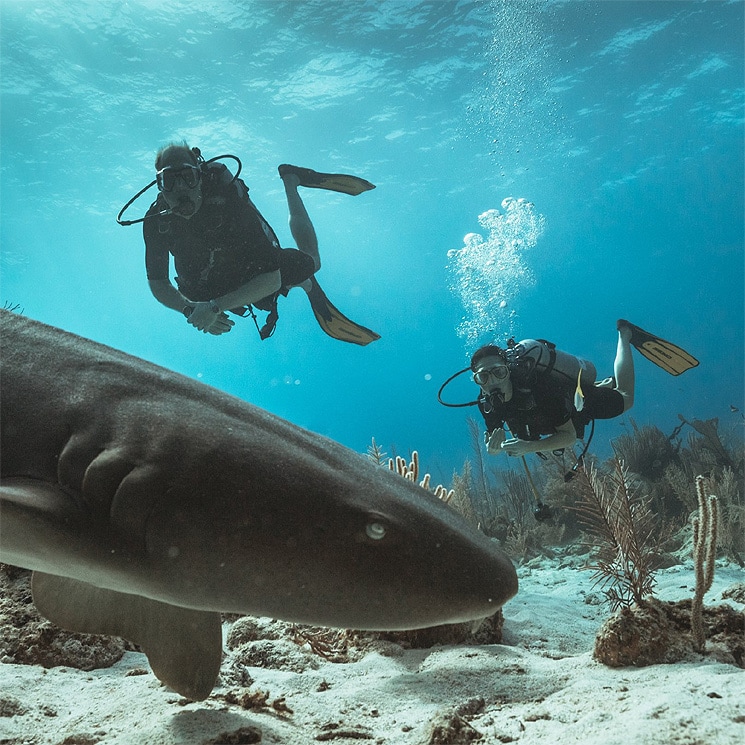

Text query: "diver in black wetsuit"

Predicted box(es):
[471, 323, 636, 458]
[143, 141, 379, 344]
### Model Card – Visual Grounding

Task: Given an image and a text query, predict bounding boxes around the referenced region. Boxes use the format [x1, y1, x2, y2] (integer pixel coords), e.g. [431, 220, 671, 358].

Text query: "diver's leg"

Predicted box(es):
[614, 323, 635, 411]
[280, 171, 320, 274]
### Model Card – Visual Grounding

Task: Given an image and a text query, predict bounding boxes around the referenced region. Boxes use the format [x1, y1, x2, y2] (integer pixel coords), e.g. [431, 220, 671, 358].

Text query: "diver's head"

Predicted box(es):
[471, 344, 513, 402]
[155, 142, 203, 219]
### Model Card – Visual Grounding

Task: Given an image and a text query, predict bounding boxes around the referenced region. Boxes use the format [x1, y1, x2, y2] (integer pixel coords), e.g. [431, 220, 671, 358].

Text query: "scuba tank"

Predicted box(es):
[506, 338, 596, 391]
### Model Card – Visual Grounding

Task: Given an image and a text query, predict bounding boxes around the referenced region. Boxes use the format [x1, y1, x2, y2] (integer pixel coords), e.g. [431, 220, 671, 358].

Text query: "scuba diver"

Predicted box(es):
[126, 142, 380, 344]
[440, 319, 699, 461]
[472, 321, 635, 459]
[439, 320, 698, 520]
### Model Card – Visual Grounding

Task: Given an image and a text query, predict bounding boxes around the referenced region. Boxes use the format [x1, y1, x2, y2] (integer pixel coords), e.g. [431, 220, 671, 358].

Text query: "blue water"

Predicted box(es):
[1, 0, 743, 482]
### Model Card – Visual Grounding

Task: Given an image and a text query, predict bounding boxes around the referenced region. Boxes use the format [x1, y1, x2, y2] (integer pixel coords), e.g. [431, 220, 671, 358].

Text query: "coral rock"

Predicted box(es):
[594, 597, 744, 668]
[593, 599, 686, 666]
[722, 582, 745, 604]
[0, 565, 125, 671]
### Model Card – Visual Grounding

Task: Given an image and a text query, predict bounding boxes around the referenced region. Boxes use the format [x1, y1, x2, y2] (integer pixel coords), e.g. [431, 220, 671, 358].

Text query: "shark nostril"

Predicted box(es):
[365, 521, 387, 541]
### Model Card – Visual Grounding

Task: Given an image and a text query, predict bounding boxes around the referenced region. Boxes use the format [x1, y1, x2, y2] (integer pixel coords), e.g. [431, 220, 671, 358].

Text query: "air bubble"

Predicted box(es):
[463, 232, 484, 248]
[446, 198, 545, 349]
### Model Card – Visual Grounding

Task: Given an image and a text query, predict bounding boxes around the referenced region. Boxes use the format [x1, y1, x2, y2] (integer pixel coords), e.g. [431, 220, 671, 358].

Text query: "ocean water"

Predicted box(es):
[1, 0, 743, 482]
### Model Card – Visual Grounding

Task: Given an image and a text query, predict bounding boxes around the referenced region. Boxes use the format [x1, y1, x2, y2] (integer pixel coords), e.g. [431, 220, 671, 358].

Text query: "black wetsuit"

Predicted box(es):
[478, 376, 574, 441]
[478, 375, 625, 441]
[144, 163, 314, 303]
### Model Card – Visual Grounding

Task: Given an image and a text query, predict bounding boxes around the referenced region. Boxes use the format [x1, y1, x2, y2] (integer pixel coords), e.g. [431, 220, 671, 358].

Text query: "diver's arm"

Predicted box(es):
[211, 269, 282, 311]
[148, 279, 192, 313]
[501, 419, 577, 456]
[149, 269, 282, 314]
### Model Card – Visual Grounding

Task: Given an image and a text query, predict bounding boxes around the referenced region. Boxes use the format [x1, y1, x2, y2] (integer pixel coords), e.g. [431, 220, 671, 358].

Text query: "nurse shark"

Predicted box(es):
[0, 310, 517, 699]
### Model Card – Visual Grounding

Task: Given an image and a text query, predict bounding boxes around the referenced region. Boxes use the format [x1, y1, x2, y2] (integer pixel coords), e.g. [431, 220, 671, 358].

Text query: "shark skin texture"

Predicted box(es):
[0, 310, 518, 700]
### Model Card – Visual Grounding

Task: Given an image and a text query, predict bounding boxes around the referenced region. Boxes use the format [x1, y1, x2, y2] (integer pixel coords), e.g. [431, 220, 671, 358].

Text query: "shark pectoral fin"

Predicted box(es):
[31, 572, 222, 700]
[0, 478, 88, 569]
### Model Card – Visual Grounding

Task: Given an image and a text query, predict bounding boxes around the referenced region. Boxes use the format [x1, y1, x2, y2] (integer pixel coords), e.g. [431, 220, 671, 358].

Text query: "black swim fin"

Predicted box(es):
[618, 319, 699, 376]
[278, 164, 375, 196]
[306, 277, 380, 345]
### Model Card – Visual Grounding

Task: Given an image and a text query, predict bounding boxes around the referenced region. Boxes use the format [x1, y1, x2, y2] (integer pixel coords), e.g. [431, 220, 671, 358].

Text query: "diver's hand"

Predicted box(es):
[185, 301, 219, 331]
[485, 429, 506, 455]
[206, 313, 235, 335]
[185, 301, 233, 333]
[501, 438, 535, 457]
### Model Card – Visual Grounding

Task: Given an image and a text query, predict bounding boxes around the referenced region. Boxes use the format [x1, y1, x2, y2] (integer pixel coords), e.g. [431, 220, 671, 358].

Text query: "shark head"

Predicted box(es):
[143, 437, 517, 629]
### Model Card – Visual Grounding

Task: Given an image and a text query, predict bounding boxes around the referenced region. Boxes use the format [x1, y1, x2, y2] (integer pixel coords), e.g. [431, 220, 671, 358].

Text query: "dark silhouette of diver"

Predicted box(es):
[142, 142, 380, 345]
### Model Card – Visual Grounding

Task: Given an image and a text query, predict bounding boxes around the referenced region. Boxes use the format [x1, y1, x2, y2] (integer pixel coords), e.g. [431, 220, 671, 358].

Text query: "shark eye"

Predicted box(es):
[365, 521, 387, 541]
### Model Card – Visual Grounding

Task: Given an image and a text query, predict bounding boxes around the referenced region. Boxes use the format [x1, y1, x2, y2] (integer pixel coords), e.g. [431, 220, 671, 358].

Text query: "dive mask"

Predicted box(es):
[156, 164, 202, 192]
[472, 364, 510, 386]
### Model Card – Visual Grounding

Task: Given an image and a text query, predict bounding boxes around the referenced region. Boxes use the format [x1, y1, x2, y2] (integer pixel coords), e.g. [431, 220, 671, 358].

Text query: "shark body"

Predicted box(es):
[0, 311, 517, 699]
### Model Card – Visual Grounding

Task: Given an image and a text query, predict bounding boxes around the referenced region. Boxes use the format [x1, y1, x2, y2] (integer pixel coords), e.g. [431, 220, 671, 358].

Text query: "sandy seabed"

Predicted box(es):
[1, 559, 743, 745]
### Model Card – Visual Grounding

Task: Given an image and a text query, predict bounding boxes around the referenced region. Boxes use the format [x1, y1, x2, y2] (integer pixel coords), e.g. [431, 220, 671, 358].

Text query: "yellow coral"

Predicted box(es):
[388, 450, 455, 503]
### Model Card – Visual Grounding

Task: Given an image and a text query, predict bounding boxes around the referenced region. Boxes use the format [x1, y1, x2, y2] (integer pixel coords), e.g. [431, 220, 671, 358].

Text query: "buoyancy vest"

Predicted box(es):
[145, 163, 282, 300]
[481, 339, 597, 440]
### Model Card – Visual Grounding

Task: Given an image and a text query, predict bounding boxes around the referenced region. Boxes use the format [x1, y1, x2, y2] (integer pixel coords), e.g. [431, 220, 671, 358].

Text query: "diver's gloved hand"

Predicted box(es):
[485, 428, 506, 455]
[501, 438, 535, 457]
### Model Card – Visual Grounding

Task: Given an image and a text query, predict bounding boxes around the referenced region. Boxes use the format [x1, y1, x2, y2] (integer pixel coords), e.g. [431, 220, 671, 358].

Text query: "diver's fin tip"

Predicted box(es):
[619, 320, 699, 376]
[278, 164, 375, 196]
[306, 278, 380, 345]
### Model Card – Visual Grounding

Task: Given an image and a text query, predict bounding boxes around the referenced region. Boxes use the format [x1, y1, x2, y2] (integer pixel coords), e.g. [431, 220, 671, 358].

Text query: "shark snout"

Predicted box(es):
[352, 529, 518, 630]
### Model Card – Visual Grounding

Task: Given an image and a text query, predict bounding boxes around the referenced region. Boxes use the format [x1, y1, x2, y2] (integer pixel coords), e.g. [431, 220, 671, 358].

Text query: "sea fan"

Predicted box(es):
[365, 437, 387, 466]
[573, 458, 660, 610]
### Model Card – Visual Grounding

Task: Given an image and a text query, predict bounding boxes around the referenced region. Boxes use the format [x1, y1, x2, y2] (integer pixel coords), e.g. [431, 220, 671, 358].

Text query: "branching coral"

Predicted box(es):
[712, 467, 745, 566]
[500, 469, 536, 529]
[594, 476, 739, 668]
[663, 462, 699, 512]
[365, 437, 387, 466]
[691, 475, 718, 653]
[466, 416, 489, 505]
[679, 416, 737, 472]
[573, 458, 660, 610]
[612, 420, 677, 481]
[447, 463, 480, 528]
[673, 415, 744, 489]
[368, 440, 476, 522]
